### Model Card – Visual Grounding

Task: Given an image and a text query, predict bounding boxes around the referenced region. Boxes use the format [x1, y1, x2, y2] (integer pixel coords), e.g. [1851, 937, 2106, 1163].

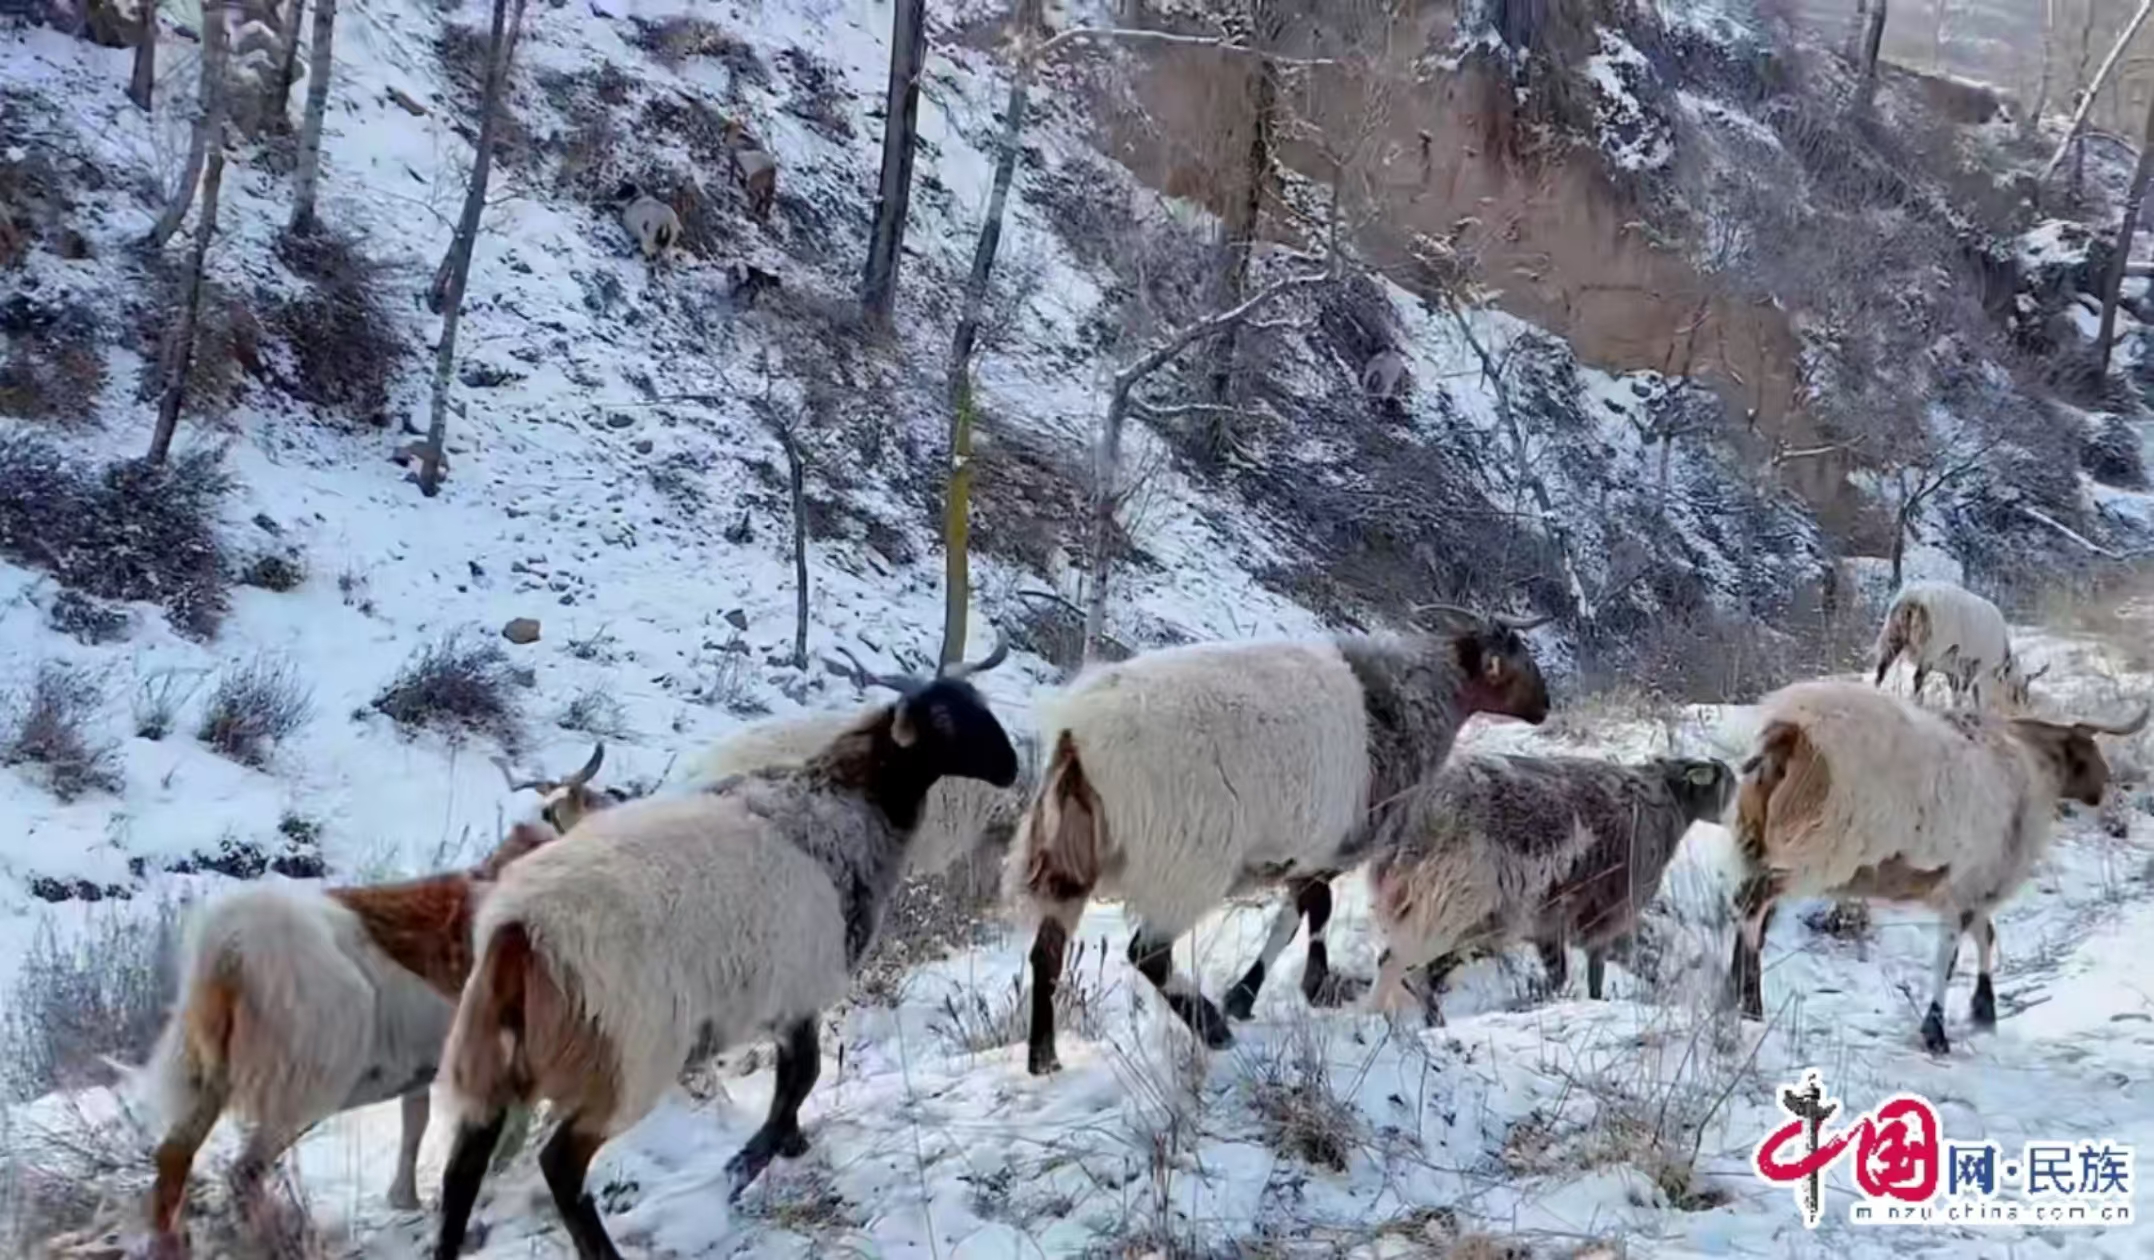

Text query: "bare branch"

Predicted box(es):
[2041, 0, 2154, 182]
[1038, 24, 1335, 66]
[1112, 268, 1332, 392]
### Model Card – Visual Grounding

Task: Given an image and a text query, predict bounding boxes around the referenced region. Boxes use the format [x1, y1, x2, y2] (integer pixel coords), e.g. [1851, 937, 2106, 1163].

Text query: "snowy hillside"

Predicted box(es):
[9, 0, 2154, 1254]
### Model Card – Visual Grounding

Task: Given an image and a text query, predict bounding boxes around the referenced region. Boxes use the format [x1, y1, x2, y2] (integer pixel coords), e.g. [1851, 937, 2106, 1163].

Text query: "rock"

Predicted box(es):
[724, 608, 749, 631]
[634, 438, 654, 454]
[606, 412, 636, 430]
[502, 617, 542, 644]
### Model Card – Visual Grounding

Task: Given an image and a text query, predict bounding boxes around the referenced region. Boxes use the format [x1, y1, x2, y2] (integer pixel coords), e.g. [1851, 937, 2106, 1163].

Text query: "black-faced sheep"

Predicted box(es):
[1007, 607, 1552, 1076]
[689, 639, 1033, 879]
[1727, 677, 2146, 1054]
[611, 182, 681, 261]
[137, 818, 566, 1258]
[1366, 753, 1737, 1021]
[429, 654, 1020, 1260]
[1873, 579, 2047, 710]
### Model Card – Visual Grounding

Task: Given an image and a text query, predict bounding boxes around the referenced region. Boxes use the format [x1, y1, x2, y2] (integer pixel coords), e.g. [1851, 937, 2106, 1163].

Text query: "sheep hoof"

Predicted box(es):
[1026, 1047, 1062, 1076]
[724, 1149, 773, 1201]
[1308, 973, 1369, 1007]
[1194, 1006, 1235, 1050]
[1971, 976, 1997, 1029]
[1920, 1004, 1951, 1055]
[387, 1186, 421, 1212]
[1223, 984, 1259, 1022]
[776, 1129, 809, 1159]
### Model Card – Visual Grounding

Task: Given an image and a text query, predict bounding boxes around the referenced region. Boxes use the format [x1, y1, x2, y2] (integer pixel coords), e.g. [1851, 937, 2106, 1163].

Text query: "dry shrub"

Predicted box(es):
[927, 933, 1113, 1053]
[142, 277, 261, 424]
[197, 654, 314, 768]
[629, 15, 769, 86]
[371, 629, 524, 750]
[270, 229, 404, 424]
[0, 331, 105, 427]
[1, 895, 185, 1100]
[0, 662, 121, 802]
[1242, 1019, 1364, 1173]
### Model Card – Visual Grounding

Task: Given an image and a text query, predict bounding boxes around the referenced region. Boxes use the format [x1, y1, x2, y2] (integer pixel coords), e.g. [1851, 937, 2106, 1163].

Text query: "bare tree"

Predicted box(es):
[267, 0, 307, 128]
[1887, 436, 2002, 589]
[148, 127, 229, 464]
[287, 0, 337, 234]
[768, 408, 811, 671]
[128, 0, 157, 112]
[861, 0, 928, 327]
[1204, 0, 1282, 413]
[1856, 0, 1889, 111]
[144, 0, 229, 249]
[1082, 266, 1333, 657]
[2041, 0, 2154, 182]
[418, 0, 525, 497]
[2023, 0, 2057, 142]
[2096, 87, 2154, 374]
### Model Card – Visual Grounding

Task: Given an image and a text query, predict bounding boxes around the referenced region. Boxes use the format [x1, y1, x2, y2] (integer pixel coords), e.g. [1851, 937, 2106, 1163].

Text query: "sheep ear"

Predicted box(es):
[1685, 763, 1717, 786]
[1482, 651, 1508, 684]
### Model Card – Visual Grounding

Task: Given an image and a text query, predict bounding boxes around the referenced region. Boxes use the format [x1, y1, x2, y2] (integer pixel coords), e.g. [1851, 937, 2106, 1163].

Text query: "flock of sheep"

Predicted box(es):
[117, 581, 2147, 1259]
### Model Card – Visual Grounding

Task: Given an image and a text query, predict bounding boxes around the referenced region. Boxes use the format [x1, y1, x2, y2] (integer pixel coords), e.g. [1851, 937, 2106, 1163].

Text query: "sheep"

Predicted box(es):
[1725, 677, 2147, 1054]
[723, 118, 779, 223]
[428, 645, 1021, 1260]
[1365, 753, 1737, 1022]
[687, 641, 1033, 879]
[493, 739, 626, 835]
[1006, 605, 1553, 1076]
[136, 818, 566, 1259]
[1361, 348, 1408, 400]
[611, 181, 681, 261]
[1872, 579, 2047, 710]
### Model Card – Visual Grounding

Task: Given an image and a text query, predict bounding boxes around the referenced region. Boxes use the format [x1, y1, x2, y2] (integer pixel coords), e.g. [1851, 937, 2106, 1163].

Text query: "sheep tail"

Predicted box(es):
[1003, 731, 1104, 928]
[1872, 597, 1927, 684]
[1736, 719, 1828, 871]
[126, 933, 239, 1135]
[441, 920, 533, 1126]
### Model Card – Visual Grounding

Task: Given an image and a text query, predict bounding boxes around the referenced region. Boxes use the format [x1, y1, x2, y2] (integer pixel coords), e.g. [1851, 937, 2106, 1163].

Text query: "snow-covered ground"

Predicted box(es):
[11, 630, 2154, 1258]
[9, 0, 2154, 1253]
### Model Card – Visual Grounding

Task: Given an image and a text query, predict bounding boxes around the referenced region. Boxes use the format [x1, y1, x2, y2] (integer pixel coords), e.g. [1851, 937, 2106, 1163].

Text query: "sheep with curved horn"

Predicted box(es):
[492, 741, 621, 834]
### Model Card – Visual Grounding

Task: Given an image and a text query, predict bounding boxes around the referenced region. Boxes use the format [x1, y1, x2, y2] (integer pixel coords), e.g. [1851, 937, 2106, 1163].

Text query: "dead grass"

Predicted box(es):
[0, 662, 122, 803]
[1240, 1017, 1366, 1173]
[1, 895, 185, 1101]
[927, 933, 1114, 1055]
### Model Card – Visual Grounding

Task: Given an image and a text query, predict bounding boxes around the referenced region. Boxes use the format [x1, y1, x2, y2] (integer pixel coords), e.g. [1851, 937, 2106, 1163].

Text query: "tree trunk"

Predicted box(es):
[128, 0, 157, 112]
[2094, 88, 2154, 373]
[144, 0, 228, 250]
[861, 0, 928, 326]
[939, 385, 976, 666]
[428, 0, 521, 313]
[940, 0, 1041, 666]
[766, 417, 810, 670]
[1203, 0, 1279, 433]
[266, 0, 306, 130]
[1843, 0, 1869, 63]
[2041, 0, 2154, 182]
[1082, 383, 1133, 661]
[2023, 0, 2054, 142]
[419, 0, 522, 496]
[288, 0, 337, 234]
[1856, 0, 1888, 111]
[148, 137, 226, 465]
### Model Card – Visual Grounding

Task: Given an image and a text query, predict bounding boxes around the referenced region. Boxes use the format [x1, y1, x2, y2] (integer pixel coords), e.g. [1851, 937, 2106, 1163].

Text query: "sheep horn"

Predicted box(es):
[492, 754, 549, 794]
[827, 645, 912, 694]
[2075, 703, 2150, 738]
[942, 630, 1009, 681]
[1495, 611, 1554, 632]
[562, 741, 606, 789]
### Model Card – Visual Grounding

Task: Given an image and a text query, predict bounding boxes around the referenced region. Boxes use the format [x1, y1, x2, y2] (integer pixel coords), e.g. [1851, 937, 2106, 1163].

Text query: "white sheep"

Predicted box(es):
[612, 181, 681, 261]
[1006, 606, 1552, 1075]
[1366, 753, 1737, 1021]
[1361, 348, 1407, 400]
[688, 641, 1032, 879]
[428, 651, 1020, 1259]
[1727, 677, 2146, 1053]
[134, 819, 562, 1258]
[1872, 579, 2047, 710]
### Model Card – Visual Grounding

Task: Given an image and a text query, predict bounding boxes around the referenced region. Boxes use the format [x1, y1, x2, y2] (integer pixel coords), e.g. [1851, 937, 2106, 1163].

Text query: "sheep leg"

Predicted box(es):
[229, 1124, 305, 1250]
[1370, 948, 1420, 1019]
[388, 1089, 429, 1211]
[1025, 917, 1072, 1076]
[1293, 874, 1366, 1006]
[1971, 912, 1999, 1029]
[1416, 952, 1464, 1026]
[148, 1070, 229, 1248]
[1920, 917, 1962, 1055]
[1128, 930, 1233, 1050]
[726, 1017, 820, 1199]
[1534, 937, 1570, 997]
[1723, 870, 1780, 1021]
[1223, 894, 1303, 1022]
[434, 1110, 508, 1260]
[1586, 948, 1607, 1001]
[539, 1117, 623, 1260]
